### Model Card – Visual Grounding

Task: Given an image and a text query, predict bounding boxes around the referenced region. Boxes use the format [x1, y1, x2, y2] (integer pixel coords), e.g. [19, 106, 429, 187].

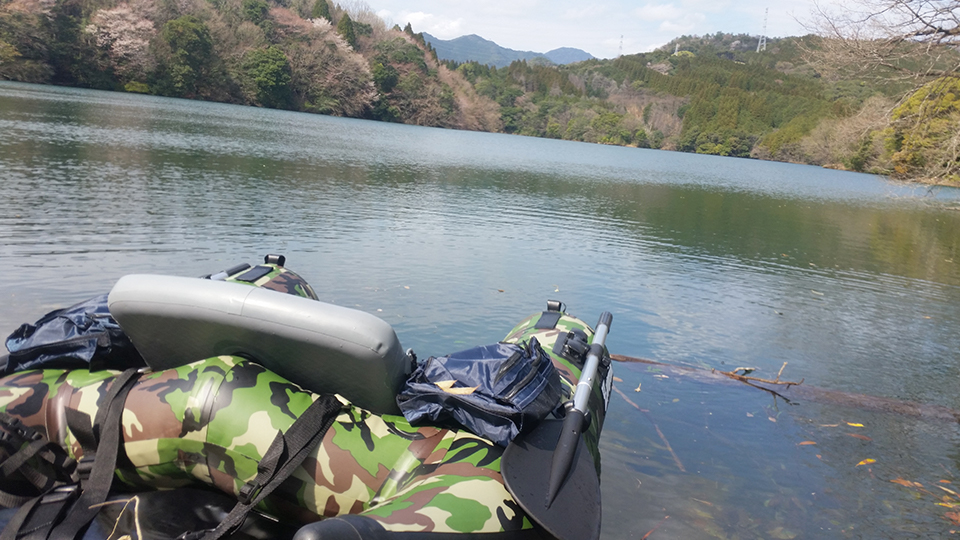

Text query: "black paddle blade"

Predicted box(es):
[501, 420, 601, 540]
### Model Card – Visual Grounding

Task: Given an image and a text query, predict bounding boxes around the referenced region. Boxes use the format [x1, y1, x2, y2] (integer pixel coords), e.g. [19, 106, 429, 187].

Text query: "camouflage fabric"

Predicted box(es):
[0, 311, 610, 535]
[502, 311, 612, 474]
[224, 263, 319, 300]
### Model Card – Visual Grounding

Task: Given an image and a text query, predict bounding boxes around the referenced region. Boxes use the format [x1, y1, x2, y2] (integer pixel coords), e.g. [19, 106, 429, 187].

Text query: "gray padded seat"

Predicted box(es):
[108, 274, 411, 414]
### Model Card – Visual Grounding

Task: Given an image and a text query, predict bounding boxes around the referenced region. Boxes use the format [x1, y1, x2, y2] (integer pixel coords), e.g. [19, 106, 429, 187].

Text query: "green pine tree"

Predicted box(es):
[311, 0, 330, 21]
[337, 13, 357, 48]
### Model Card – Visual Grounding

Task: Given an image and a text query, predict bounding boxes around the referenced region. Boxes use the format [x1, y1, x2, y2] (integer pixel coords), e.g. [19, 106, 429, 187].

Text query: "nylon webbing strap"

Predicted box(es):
[197, 395, 343, 540]
[50, 368, 140, 540]
[0, 415, 77, 512]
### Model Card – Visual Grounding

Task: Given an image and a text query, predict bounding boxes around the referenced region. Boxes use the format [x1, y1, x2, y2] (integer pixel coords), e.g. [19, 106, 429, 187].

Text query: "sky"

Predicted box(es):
[364, 0, 844, 59]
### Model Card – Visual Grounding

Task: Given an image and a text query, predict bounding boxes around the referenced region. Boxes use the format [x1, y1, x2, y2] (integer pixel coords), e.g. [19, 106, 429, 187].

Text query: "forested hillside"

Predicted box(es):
[0, 0, 956, 184]
[0, 0, 501, 129]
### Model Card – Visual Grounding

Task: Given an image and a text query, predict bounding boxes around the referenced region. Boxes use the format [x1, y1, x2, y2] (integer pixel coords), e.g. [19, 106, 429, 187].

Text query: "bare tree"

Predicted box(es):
[806, 0, 960, 82]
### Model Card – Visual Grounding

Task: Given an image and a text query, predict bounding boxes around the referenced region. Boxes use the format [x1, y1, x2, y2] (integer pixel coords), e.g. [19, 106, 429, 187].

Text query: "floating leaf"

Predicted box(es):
[945, 511, 960, 525]
[797, 441, 817, 446]
[939, 485, 960, 497]
[847, 433, 872, 441]
[746, 412, 754, 417]
[634, 383, 642, 392]
[847, 422, 864, 427]
[941, 480, 953, 484]
[811, 290, 824, 296]
[856, 459, 876, 467]
[891, 477, 923, 489]
[820, 424, 839, 427]
[613, 376, 623, 382]
[768, 416, 777, 423]
[672, 398, 680, 403]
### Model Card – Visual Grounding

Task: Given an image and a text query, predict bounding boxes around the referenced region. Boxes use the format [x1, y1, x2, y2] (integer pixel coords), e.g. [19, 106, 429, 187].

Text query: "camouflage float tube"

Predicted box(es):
[0, 261, 611, 539]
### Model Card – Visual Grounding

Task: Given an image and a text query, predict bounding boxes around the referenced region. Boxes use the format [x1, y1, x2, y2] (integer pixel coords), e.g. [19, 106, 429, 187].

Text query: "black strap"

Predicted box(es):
[49, 368, 140, 540]
[535, 311, 562, 330]
[0, 415, 77, 510]
[197, 395, 343, 540]
[0, 493, 43, 540]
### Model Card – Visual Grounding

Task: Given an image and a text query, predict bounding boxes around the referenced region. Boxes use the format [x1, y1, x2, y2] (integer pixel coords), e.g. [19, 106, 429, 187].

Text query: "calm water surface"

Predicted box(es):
[2, 81, 960, 538]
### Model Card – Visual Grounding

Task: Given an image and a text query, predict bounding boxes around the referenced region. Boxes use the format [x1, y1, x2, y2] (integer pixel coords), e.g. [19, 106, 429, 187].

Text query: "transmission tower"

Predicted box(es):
[756, 7, 768, 52]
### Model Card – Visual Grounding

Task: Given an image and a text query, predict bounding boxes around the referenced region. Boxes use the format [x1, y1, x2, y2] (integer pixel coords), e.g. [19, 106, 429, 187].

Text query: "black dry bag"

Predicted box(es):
[4, 295, 145, 374]
[397, 338, 563, 447]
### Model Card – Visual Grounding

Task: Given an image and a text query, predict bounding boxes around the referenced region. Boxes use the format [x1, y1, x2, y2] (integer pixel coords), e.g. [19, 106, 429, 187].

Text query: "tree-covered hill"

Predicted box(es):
[0, 0, 956, 184]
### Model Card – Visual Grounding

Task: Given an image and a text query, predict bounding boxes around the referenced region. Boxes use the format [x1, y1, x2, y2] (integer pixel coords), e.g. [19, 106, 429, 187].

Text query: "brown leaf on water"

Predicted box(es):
[797, 441, 817, 446]
[941, 480, 953, 484]
[945, 511, 960, 525]
[939, 485, 960, 497]
[613, 376, 623, 382]
[846, 433, 873, 441]
[891, 477, 924, 489]
[856, 459, 876, 467]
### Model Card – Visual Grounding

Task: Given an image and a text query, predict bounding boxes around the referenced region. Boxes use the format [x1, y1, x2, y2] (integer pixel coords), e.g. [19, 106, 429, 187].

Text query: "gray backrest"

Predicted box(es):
[108, 274, 410, 414]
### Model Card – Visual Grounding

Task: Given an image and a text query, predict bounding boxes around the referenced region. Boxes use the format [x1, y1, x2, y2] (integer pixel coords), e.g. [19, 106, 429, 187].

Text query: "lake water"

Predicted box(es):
[2, 80, 960, 538]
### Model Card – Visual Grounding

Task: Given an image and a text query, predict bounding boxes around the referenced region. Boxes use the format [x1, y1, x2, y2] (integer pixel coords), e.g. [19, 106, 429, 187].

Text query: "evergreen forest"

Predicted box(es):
[1, 0, 957, 184]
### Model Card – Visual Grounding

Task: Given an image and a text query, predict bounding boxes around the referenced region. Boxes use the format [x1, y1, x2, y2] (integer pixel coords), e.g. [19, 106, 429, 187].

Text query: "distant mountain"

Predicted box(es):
[422, 33, 594, 68]
[544, 47, 594, 65]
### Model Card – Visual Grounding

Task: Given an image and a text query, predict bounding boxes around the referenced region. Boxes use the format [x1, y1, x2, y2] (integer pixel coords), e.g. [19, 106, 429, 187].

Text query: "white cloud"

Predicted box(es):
[396, 10, 464, 38]
[634, 3, 683, 22]
[562, 4, 610, 20]
[660, 18, 700, 33]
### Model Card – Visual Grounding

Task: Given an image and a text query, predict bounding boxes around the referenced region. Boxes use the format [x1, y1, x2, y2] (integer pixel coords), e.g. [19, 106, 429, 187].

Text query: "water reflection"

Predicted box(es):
[2, 81, 960, 538]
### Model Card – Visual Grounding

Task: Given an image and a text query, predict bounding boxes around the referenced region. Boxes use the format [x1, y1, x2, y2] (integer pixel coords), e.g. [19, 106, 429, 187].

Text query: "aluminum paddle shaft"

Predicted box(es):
[545, 312, 612, 508]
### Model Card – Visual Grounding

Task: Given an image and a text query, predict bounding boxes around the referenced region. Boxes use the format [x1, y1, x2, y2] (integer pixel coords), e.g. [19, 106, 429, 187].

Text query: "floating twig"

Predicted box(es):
[641, 515, 670, 539]
[715, 361, 803, 388]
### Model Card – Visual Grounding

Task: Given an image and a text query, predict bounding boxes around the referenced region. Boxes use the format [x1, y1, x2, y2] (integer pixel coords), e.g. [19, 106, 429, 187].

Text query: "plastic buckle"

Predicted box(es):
[0, 416, 43, 442]
[41, 484, 80, 504]
[76, 455, 95, 481]
[237, 479, 262, 505]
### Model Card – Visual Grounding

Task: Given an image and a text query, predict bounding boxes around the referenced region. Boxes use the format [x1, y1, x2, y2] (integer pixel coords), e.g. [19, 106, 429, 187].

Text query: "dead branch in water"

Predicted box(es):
[714, 361, 804, 388]
[610, 354, 960, 423]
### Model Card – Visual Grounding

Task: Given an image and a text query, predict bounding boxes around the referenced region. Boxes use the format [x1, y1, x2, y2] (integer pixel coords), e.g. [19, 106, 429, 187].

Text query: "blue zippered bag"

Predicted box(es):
[397, 337, 562, 446]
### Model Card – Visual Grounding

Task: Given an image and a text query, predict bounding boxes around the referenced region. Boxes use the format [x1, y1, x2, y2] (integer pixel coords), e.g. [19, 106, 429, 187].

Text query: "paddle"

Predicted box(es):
[502, 312, 612, 540]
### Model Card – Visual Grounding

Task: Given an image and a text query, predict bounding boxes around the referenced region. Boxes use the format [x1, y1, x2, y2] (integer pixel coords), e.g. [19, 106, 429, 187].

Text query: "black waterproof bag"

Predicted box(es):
[4, 295, 145, 375]
[397, 338, 563, 447]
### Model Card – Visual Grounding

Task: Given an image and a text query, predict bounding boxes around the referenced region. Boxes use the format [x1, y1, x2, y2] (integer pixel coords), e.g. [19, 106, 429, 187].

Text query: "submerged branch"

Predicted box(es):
[613, 384, 687, 473]
[714, 361, 804, 388]
[611, 354, 960, 423]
